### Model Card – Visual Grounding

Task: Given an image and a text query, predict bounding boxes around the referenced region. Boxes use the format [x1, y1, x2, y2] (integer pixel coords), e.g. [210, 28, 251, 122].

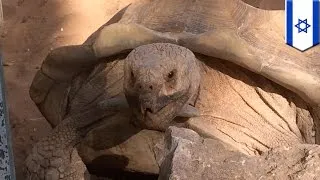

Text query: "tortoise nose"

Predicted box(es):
[138, 83, 154, 92]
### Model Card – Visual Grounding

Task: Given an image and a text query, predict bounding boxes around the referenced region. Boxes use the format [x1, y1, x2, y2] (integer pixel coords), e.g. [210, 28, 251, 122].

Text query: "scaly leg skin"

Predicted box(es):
[25, 120, 87, 180]
[24, 97, 126, 180]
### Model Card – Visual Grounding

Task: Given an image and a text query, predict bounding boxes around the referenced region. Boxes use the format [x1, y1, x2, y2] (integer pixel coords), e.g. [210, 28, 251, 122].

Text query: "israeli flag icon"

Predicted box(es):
[286, 0, 320, 51]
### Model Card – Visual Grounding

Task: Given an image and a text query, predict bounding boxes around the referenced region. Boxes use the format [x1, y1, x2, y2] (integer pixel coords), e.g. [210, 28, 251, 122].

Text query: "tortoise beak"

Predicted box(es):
[139, 94, 156, 111]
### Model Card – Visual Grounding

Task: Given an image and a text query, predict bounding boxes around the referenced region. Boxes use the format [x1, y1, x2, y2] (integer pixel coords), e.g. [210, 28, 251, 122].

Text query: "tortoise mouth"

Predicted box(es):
[136, 101, 173, 120]
[140, 99, 172, 116]
[132, 99, 183, 130]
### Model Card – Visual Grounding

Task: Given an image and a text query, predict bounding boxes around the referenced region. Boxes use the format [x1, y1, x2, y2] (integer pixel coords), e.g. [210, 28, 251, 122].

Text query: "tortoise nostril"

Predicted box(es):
[139, 85, 142, 89]
[149, 85, 153, 90]
[145, 108, 153, 113]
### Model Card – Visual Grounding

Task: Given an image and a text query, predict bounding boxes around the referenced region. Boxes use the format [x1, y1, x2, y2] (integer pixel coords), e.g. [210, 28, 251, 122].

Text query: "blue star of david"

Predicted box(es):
[295, 19, 311, 33]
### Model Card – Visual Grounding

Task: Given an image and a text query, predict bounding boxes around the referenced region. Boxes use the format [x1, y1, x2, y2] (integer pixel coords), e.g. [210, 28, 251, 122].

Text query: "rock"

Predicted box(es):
[159, 126, 320, 180]
[158, 126, 248, 180]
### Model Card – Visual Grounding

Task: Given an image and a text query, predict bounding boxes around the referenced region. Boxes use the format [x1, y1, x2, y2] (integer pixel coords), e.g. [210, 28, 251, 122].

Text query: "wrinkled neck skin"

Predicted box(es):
[124, 43, 201, 131]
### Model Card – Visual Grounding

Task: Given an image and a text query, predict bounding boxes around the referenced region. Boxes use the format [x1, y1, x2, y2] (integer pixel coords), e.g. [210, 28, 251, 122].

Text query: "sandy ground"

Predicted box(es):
[0, 0, 137, 179]
[0, 0, 283, 179]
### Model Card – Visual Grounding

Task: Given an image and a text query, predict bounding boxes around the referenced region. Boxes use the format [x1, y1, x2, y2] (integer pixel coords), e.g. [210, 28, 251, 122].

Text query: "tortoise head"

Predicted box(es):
[124, 43, 201, 131]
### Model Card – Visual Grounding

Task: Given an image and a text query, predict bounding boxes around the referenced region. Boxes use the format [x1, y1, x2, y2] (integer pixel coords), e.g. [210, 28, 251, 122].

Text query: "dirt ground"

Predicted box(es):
[0, 0, 283, 179]
[0, 0, 138, 179]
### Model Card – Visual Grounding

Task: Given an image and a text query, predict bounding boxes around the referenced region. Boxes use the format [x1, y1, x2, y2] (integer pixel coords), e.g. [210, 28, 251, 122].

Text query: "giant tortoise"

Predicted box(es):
[24, 0, 320, 179]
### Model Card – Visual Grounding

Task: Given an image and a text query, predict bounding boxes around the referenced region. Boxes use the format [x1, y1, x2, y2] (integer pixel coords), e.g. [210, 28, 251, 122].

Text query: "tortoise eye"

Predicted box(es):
[131, 71, 134, 78]
[167, 70, 175, 79]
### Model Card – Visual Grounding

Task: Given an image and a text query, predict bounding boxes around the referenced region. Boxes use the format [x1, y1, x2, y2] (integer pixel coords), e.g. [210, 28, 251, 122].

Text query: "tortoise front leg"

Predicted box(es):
[24, 119, 88, 180]
[24, 97, 125, 180]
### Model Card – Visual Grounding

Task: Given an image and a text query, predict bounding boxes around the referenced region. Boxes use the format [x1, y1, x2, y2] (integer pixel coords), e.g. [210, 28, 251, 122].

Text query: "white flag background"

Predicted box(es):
[286, 0, 319, 51]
